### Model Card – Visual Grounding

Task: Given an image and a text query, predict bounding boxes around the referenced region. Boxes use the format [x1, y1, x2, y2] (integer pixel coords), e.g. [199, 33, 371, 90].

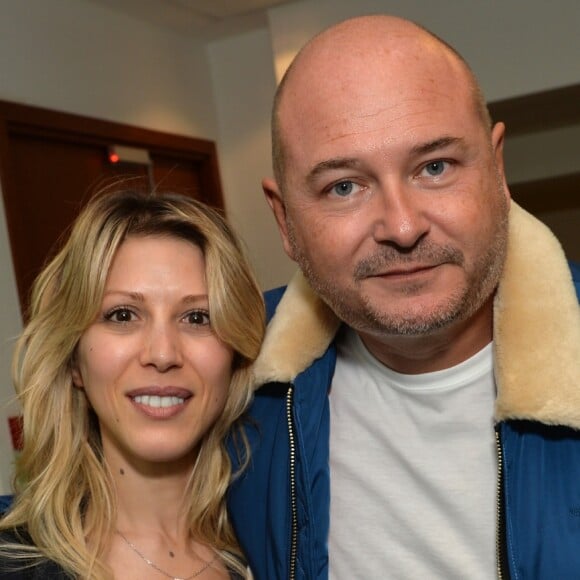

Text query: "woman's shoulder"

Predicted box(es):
[0, 527, 32, 545]
[0, 554, 70, 579]
[230, 570, 253, 580]
[0, 560, 69, 579]
[0, 528, 71, 579]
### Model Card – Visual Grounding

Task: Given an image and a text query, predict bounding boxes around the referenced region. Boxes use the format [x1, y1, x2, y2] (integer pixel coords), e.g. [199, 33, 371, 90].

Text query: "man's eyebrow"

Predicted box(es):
[410, 136, 465, 156]
[306, 157, 361, 185]
[304, 138, 465, 185]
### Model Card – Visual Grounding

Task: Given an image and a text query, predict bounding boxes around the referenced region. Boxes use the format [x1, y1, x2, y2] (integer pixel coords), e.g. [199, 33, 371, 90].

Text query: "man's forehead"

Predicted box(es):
[279, 52, 469, 132]
[276, 76, 479, 184]
[280, 30, 464, 115]
[287, 18, 444, 76]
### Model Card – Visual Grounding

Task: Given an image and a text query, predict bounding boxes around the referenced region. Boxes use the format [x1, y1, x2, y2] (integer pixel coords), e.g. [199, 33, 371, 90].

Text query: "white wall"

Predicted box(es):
[267, 0, 580, 99]
[208, 28, 296, 290]
[0, 0, 218, 138]
[0, 0, 220, 493]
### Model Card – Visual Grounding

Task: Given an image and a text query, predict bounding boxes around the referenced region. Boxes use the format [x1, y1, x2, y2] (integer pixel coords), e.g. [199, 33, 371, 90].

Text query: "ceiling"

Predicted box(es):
[84, 0, 295, 41]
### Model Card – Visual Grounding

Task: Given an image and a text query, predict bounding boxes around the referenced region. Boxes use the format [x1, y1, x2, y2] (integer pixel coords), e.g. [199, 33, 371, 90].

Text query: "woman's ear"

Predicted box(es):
[72, 369, 83, 388]
[71, 354, 84, 388]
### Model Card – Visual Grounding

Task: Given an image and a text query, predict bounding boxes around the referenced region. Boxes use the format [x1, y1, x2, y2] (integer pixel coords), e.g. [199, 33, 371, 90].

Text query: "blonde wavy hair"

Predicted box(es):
[0, 190, 265, 578]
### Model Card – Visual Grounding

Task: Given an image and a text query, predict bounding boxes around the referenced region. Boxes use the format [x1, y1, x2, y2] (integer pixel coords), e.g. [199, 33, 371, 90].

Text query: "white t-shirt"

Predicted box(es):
[329, 327, 496, 580]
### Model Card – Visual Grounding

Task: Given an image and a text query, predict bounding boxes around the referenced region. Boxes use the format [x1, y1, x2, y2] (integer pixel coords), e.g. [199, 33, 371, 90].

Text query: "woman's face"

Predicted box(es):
[73, 235, 234, 471]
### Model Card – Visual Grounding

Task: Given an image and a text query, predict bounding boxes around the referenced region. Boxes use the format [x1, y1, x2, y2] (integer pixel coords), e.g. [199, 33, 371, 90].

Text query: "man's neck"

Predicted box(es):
[357, 298, 494, 374]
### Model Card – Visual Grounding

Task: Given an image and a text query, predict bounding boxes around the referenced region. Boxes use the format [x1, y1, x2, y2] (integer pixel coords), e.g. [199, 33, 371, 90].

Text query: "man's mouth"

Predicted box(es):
[365, 263, 441, 279]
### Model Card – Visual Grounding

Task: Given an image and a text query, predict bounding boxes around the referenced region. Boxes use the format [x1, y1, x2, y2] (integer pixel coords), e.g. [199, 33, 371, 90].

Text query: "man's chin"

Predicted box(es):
[356, 294, 468, 336]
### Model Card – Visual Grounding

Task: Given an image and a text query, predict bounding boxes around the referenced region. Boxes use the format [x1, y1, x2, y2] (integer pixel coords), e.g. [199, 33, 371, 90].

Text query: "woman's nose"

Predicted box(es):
[139, 322, 183, 372]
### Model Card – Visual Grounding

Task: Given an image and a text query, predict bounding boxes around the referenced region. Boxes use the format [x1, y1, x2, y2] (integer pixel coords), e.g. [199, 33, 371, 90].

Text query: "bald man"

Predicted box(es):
[227, 15, 580, 580]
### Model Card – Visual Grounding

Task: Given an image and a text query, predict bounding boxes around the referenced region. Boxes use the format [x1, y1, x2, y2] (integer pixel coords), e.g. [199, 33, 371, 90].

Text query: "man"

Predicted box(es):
[227, 14, 580, 579]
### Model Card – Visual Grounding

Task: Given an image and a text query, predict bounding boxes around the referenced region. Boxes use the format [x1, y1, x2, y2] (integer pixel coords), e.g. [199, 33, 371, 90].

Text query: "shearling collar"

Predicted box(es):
[253, 202, 580, 428]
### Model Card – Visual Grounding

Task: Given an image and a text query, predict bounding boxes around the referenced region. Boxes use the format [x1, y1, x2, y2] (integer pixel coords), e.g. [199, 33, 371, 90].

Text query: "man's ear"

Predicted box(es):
[263, 177, 296, 261]
[491, 122, 511, 203]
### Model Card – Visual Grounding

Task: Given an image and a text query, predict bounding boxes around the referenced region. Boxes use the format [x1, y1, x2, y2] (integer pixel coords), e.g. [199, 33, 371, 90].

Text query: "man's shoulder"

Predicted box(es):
[264, 285, 287, 321]
[569, 261, 580, 298]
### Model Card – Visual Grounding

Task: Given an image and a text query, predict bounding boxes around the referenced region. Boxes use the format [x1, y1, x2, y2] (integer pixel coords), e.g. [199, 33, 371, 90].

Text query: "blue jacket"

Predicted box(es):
[228, 203, 580, 579]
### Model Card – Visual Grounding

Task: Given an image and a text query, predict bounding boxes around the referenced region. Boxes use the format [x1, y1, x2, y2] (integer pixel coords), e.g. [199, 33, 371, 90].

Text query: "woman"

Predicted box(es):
[0, 190, 265, 579]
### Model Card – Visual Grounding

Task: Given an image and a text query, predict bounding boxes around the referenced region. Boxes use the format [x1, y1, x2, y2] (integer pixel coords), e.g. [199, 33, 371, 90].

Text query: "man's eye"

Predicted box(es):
[422, 160, 447, 177]
[185, 310, 210, 326]
[330, 181, 359, 197]
[105, 308, 134, 323]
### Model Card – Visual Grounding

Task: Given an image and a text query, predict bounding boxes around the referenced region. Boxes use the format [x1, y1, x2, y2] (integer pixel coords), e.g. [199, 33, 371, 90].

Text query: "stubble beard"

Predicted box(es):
[286, 188, 509, 338]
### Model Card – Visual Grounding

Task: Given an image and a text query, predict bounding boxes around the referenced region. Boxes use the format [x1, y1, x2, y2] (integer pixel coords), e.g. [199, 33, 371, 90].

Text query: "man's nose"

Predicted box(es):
[139, 322, 183, 372]
[371, 180, 430, 248]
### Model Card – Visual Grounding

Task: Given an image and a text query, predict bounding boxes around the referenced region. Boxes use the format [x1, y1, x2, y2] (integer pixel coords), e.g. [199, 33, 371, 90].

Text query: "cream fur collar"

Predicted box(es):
[253, 203, 580, 428]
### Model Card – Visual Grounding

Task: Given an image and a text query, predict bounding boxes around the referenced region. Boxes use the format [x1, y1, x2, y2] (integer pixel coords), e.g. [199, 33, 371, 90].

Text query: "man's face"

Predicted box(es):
[266, 42, 510, 341]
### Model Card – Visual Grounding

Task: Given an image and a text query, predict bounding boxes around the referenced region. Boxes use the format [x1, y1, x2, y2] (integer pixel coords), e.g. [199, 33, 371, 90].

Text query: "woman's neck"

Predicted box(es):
[103, 440, 196, 535]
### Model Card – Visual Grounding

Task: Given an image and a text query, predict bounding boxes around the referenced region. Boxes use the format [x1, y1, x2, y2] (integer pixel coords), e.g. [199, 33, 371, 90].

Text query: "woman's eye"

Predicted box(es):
[330, 181, 360, 197]
[185, 310, 210, 326]
[422, 160, 447, 177]
[105, 308, 135, 323]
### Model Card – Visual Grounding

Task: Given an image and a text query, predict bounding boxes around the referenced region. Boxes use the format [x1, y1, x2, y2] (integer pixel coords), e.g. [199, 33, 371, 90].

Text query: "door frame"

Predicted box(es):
[0, 99, 225, 311]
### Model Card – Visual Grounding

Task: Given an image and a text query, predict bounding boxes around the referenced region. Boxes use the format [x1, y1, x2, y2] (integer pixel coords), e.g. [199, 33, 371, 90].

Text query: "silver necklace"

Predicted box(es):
[116, 530, 218, 580]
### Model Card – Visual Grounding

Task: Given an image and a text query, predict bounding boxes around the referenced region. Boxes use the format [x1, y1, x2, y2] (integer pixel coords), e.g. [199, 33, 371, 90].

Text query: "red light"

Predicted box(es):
[109, 152, 120, 164]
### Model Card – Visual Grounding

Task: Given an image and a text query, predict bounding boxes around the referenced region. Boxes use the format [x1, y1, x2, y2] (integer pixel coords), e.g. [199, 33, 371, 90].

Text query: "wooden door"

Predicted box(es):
[0, 100, 224, 315]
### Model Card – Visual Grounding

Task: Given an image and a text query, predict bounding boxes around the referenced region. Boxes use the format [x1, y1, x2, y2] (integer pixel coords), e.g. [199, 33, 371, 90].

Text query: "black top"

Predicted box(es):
[0, 529, 71, 579]
[0, 559, 70, 579]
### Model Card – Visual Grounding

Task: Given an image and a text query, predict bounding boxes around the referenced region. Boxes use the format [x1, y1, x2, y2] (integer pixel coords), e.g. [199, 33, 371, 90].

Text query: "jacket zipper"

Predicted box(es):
[285, 389, 505, 579]
[286, 385, 298, 580]
[495, 426, 509, 579]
